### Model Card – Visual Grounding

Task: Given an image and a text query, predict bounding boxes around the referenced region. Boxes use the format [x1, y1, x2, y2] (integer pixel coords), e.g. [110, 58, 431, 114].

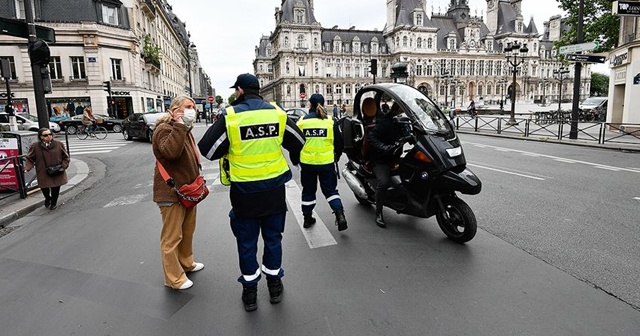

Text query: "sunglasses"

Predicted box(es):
[41, 134, 53, 137]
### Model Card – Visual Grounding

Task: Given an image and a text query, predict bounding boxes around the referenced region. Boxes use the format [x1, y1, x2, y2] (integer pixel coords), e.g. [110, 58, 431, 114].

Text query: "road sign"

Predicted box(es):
[614, 1, 640, 16]
[564, 54, 606, 63]
[207, 95, 214, 102]
[0, 17, 56, 43]
[558, 41, 600, 55]
[634, 73, 640, 85]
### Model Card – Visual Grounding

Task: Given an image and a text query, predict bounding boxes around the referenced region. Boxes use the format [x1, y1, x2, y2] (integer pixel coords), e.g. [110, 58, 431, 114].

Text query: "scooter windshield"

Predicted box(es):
[388, 85, 452, 135]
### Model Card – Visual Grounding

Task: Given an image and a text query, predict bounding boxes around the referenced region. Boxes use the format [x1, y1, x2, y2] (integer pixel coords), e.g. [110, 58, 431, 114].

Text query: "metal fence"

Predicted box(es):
[0, 155, 28, 200]
[453, 115, 640, 146]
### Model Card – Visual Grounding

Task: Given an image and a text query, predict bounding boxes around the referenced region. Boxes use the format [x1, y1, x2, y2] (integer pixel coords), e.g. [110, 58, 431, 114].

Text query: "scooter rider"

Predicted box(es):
[297, 94, 347, 231]
[367, 103, 410, 228]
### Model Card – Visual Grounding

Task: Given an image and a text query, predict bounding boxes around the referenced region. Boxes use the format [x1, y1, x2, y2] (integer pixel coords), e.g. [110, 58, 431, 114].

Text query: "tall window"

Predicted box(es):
[426, 65, 433, 76]
[416, 65, 423, 76]
[345, 66, 351, 78]
[297, 35, 305, 49]
[345, 84, 351, 94]
[102, 4, 119, 25]
[70, 57, 86, 79]
[111, 58, 123, 80]
[355, 66, 360, 77]
[417, 38, 422, 48]
[427, 38, 433, 49]
[469, 60, 475, 76]
[49, 56, 62, 80]
[449, 39, 455, 50]
[336, 65, 341, 77]
[0, 57, 17, 79]
[416, 14, 423, 26]
[403, 36, 408, 47]
[295, 9, 305, 23]
[335, 84, 342, 94]
[14, 0, 26, 19]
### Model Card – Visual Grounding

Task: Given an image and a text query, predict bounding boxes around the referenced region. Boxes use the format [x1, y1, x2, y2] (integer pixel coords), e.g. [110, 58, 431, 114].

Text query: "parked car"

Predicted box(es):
[0, 112, 61, 132]
[58, 114, 124, 134]
[122, 112, 167, 142]
[579, 97, 608, 122]
[285, 108, 309, 122]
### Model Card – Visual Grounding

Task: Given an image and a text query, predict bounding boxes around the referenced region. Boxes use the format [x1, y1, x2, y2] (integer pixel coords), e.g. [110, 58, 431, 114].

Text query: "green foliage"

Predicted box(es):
[228, 93, 236, 104]
[142, 34, 161, 63]
[556, 0, 620, 52]
[590, 72, 609, 96]
[215, 95, 223, 105]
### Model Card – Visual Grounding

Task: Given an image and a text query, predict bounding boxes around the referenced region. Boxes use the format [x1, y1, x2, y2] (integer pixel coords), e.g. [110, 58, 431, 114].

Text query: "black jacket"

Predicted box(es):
[367, 115, 408, 163]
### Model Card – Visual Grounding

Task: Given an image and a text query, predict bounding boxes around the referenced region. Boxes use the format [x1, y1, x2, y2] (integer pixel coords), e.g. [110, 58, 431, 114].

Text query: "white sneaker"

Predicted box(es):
[178, 279, 193, 290]
[188, 262, 204, 273]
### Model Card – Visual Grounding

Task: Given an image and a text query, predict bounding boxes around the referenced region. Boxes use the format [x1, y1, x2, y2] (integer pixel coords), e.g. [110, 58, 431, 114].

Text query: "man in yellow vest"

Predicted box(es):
[198, 73, 305, 312]
[297, 94, 347, 231]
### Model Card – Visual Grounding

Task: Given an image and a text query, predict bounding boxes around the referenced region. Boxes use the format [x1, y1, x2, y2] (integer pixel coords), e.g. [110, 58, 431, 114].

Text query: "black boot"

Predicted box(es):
[334, 209, 348, 231]
[241, 286, 258, 312]
[267, 278, 284, 304]
[303, 214, 316, 228]
[375, 210, 386, 228]
[44, 198, 50, 208]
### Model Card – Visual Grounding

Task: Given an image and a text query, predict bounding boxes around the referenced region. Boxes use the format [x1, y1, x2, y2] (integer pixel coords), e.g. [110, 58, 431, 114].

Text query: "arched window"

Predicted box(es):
[315, 62, 319, 74]
[284, 36, 289, 47]
[286, 62, 290, 74]
[478, 84, 484, 96]
[286, 85, 291, 95]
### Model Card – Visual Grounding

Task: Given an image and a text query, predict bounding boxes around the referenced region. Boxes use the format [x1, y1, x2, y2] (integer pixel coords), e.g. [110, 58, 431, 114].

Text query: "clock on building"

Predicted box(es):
[469, 40, 476, 47]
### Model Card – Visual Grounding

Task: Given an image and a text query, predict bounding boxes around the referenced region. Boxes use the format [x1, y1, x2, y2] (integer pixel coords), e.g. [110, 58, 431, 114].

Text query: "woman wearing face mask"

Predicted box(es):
[24, 128, 70, 210]
[152, 95, 204, 290]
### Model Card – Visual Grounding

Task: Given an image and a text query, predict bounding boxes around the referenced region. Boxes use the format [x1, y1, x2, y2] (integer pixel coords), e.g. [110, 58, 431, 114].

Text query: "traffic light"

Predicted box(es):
[103, 81, 111, 95]
[369, 59, 378, 76]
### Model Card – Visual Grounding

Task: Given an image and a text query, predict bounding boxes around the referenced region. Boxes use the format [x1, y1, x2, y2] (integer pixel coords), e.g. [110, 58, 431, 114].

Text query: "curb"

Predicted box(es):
[0, 159, 90, 228]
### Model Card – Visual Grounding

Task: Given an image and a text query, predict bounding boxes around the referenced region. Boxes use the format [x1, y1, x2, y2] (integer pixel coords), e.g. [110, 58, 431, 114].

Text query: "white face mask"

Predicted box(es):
[182, 108, 197, 126]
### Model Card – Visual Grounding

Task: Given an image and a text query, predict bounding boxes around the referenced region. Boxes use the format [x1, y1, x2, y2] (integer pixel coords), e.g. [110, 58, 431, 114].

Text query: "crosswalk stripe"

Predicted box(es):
[64, 137, 131, 155]
[285, 180, 337, 249]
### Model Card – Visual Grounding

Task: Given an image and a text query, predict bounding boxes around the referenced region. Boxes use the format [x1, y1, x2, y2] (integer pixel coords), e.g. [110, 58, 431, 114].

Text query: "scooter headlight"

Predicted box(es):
[446, 147, 462, 158]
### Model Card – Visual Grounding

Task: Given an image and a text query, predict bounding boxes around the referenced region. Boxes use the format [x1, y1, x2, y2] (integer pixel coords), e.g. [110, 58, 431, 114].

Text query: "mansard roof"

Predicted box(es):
[279, 0, 318, 24]
[256, 36, 271, 58]
[393, 0, 432, 28]
[0, 0, 130, 29]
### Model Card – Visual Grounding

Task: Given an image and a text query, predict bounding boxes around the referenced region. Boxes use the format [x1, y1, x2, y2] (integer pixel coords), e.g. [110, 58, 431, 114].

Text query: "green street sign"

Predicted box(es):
[0, 17, 56, 43]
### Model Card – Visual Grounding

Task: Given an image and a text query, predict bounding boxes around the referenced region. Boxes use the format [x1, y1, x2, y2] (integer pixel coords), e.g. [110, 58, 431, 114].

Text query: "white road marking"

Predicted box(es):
[103, 194, 148, 208]
[464, 141, 640, 174]
[69, 150, 114, 155]
[467, 163, 546, 181]
[285, 180, 337, 249]
[634, 197, 640, 201]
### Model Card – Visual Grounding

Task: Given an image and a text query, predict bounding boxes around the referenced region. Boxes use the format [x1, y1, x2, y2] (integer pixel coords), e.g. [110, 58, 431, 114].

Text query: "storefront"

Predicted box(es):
[45, 97, 92, 118]
[0, 94, 30, 114]
[109, 91, 134, 119]
[606, 47, 640, 124]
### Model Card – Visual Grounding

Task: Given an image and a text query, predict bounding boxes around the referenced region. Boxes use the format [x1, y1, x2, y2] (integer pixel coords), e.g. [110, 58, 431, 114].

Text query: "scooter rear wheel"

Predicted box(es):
[436, 196, 477, 243]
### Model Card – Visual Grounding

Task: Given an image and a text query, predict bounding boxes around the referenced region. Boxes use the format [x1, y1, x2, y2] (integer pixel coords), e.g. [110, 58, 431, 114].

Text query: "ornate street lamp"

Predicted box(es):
[553, 66, 570, 113]
[440, 70, 453, 108]
[503, 42, 529, 125]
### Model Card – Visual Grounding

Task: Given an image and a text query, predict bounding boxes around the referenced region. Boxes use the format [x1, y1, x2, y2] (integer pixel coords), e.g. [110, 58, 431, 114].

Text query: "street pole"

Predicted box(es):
[569, 0, 584, 139]
[2, 59, 18, 131]
[24, 0, 49, 129]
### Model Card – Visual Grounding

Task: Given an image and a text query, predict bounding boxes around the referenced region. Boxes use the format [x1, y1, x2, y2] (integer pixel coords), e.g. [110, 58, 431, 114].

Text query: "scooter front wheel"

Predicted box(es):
[354, 194, 372, 205]
[435, 196, 477, 243]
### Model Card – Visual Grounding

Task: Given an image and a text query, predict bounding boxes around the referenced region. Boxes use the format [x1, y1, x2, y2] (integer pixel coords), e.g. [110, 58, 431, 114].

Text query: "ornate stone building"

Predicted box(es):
[254, 0, 591, 109]
[0, 0, 211, 118]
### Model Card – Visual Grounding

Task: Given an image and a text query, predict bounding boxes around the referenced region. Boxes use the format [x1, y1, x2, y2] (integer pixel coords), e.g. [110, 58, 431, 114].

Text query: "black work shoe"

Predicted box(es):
[375, 211, 386, 228]
[242, 286, 258, 312]
[44, 199, 50, 208]
[334, 210, 348, 231]
[267, 279, 284, 304]
[303, 215, 316, 229]
[49, 204, 57, 210]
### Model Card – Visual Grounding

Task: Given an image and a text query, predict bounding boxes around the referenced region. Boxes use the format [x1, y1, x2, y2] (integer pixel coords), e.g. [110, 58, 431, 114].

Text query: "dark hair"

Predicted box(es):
[38, 128, 51, 137]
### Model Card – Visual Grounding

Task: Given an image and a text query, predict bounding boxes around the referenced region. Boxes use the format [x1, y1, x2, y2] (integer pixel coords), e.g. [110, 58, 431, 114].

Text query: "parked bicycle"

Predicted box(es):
[75, 123, 108, 140]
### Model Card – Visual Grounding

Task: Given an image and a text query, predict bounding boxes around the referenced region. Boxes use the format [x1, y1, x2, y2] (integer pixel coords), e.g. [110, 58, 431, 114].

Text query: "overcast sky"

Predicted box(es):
[169, 0, 601, 99]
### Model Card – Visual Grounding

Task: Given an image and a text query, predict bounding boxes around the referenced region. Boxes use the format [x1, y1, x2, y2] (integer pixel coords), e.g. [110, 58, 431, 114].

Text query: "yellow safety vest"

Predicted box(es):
[297, 117, 334, 165]
[224, 106, 288, 182]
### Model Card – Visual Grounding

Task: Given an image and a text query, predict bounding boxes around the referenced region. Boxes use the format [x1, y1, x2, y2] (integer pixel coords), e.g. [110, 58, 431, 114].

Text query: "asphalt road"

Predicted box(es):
[0, 126, 638, 335]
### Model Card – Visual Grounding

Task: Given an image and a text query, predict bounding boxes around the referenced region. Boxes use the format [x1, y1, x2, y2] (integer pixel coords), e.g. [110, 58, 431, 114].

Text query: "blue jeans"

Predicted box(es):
[229, 209, 286, 286]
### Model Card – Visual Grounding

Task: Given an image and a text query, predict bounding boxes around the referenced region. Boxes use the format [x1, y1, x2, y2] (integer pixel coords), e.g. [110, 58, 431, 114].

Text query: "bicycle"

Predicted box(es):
[76, 123, 108, 140]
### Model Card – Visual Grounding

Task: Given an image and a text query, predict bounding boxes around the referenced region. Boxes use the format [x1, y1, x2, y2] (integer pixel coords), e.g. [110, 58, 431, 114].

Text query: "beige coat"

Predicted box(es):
[25, 140, 70, 188]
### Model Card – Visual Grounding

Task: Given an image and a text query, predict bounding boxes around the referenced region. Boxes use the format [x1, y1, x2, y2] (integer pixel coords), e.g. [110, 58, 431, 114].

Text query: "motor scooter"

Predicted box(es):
[340, 83, 482, 243]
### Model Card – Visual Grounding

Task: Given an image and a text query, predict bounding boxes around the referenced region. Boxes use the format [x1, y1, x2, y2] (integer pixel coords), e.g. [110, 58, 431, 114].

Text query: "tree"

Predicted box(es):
[590, 73, 609, 97]
[215, 95, 223, 105]
[228, 93, 236, 103]
[556, 0, 620, 52]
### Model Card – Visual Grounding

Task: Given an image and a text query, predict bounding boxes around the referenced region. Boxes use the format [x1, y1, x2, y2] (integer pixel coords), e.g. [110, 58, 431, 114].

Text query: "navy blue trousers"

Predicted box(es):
[229, 209, 286, 287]
[300, 163, 343, 215]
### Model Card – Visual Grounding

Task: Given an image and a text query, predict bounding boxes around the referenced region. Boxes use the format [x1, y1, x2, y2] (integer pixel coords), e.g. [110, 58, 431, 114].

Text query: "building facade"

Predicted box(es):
[0, 0, 211, 120]
[607, 12, 640, 125]
[254, 0, 591, 109]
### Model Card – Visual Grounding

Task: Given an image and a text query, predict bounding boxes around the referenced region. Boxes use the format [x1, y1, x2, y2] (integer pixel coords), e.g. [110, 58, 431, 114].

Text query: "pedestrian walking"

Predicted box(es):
[296, 93, 347, 231]
[340, 104, 347, 117]
[198, 73, 305, 312]
[332, 103, 339, 119]
[152, 95, 204, 290]
[24, 128, 70, 210]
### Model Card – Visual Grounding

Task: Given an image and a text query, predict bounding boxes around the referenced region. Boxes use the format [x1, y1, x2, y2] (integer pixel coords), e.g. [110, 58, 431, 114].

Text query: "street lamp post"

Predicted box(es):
[185, 32, 195, 97]
[498, 78, 507, 111]
[440, 70, 453, 108]
[451, 79, 459, 108]
[553, 66, 570, 114]
[503, 42, 529, 125]
[541, 78, 549, 106]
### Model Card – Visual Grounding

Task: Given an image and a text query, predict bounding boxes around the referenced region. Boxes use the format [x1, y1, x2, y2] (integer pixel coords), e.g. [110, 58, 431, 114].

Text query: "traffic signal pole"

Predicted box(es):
[24, 0, 49, 130]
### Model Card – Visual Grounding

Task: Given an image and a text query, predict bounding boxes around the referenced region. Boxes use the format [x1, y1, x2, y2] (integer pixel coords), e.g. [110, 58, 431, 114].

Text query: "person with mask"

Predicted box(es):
[152, 95, 203, 290]
[24, 128, 70, 210]
[198, 73, 305, 312]
[297, 93, 347, 231]
[367, 103, 410, 228]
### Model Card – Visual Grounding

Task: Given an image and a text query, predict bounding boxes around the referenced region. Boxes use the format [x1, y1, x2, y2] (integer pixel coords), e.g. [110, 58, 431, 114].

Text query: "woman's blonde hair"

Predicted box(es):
[157, 95, 195, 124]
[316, 104, 327, 120]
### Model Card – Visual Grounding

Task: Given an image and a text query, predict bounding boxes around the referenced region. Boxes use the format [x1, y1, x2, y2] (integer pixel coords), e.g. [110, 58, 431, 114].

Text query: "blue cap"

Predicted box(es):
[230, 73, 260, 90]
[309, 93, 325, 105]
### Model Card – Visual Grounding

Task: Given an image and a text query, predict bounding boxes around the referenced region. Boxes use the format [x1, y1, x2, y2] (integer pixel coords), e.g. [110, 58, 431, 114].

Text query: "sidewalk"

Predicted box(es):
[0, 158, 90, 228]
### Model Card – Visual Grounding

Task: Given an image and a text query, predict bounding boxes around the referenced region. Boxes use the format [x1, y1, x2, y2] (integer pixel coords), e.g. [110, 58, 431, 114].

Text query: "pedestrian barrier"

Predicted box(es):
[0, 155, 28, 200]
[453, 115, 640, 147]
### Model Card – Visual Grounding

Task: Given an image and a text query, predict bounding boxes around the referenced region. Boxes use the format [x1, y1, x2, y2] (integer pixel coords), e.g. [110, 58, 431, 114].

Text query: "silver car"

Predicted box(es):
[0, 112, 61, 133]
